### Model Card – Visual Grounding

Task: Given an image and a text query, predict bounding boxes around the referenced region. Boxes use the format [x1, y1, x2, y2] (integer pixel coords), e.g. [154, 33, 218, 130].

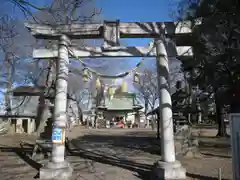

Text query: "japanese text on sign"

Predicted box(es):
[52, 127, 65, 144]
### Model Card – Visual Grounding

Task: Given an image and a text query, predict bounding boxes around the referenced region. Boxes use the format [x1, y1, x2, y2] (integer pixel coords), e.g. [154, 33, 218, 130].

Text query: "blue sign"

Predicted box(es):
[52, 127, 65, 144]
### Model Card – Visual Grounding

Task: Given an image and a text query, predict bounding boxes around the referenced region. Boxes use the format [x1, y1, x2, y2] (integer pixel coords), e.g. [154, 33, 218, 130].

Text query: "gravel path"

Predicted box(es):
[0, 127, 233, 180]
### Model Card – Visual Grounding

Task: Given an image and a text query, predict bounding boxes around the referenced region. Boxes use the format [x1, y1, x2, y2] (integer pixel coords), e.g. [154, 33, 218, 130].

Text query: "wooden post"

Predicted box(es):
[103, 20, 120, 48]
[39, 35, 73, 179]
[155, 39, 176, 163]
[51, 35, 70, 163]
[153, 39, 186, 179]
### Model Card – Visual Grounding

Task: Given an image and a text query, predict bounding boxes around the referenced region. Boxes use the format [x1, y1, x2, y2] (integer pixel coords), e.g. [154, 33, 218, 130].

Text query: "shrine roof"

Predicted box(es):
[103, 92, 142, 111]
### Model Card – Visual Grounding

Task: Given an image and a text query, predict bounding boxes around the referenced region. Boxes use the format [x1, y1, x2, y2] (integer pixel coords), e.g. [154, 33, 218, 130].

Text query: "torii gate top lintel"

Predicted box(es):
[25, 20, 194, 42]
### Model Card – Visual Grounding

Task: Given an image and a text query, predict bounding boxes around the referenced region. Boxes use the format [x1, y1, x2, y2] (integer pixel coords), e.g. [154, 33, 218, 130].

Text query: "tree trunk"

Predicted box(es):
[184, 72, 192, 124]
[4, 53, 14, 115]
[215, 93, 227, 137]
[230, 86, 240, 113]
[156, 112, 160, 139]
[76, 101, 83, 125]
[151, 114, 156, 130]
[35, 61, 54, 135]
[5, 71, 12, 114]
[35, 96, 50, 136]
[144, 97, 149, 127]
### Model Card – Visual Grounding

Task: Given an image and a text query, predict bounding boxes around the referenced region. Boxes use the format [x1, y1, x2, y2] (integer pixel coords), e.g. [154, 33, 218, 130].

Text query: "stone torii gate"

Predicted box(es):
[25, 20, 195, 179]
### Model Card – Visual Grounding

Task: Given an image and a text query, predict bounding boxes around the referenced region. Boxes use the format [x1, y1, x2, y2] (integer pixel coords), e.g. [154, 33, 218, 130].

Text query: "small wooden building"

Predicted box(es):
[4, 86, 44, 134]
[0, 114, 36, 134]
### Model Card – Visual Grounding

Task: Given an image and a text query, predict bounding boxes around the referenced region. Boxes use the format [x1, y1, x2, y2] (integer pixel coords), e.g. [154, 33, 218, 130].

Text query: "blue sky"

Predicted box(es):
[95, 0, 176, 46]
[96, 0, 173, 22]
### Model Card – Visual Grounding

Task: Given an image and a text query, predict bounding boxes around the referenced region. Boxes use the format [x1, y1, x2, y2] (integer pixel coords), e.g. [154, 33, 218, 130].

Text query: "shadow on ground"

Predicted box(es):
[68, 146, 152, 179]
[186, 172, 229, 180]
[0, 145, 42, 179]
[201, 152, 231, 159]
[70, 134, 158, 179]
[71, 134, 161, 156]
[69, 133, 231, 179]
[199, 140, 231, 148]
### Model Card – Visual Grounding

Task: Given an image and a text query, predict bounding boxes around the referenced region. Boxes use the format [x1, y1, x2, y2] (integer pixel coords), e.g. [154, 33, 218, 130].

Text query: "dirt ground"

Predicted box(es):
[0, 127, 233, 180]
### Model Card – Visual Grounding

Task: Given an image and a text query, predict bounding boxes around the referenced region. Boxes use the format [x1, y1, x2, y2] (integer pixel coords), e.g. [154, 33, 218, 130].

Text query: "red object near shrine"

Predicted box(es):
[116, 120, 124, 128]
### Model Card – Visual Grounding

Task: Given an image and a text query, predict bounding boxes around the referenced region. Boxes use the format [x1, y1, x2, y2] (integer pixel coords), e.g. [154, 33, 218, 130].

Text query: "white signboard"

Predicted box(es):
[229, 113, 240, 180]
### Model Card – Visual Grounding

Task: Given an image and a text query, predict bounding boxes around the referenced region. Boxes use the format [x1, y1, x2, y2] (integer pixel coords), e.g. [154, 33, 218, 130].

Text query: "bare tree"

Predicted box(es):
[0, 15, 33, 114]
[133, 69, 158, 128]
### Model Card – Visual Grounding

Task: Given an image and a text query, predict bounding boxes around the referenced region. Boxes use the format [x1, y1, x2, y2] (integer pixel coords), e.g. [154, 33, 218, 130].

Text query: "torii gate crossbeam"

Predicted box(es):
[25, 21, 197, 46]
[32, 46, 193, 59]
[26, 20, 194, 180]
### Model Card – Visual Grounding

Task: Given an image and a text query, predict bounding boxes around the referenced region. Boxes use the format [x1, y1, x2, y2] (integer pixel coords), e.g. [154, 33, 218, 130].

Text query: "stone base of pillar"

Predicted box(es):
[151, 160, 186, 180]
[39, 161, 73, 179]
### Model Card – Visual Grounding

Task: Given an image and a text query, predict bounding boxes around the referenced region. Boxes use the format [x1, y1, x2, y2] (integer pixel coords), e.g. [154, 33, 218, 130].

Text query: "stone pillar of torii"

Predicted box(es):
[25, 20, 198, 179]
